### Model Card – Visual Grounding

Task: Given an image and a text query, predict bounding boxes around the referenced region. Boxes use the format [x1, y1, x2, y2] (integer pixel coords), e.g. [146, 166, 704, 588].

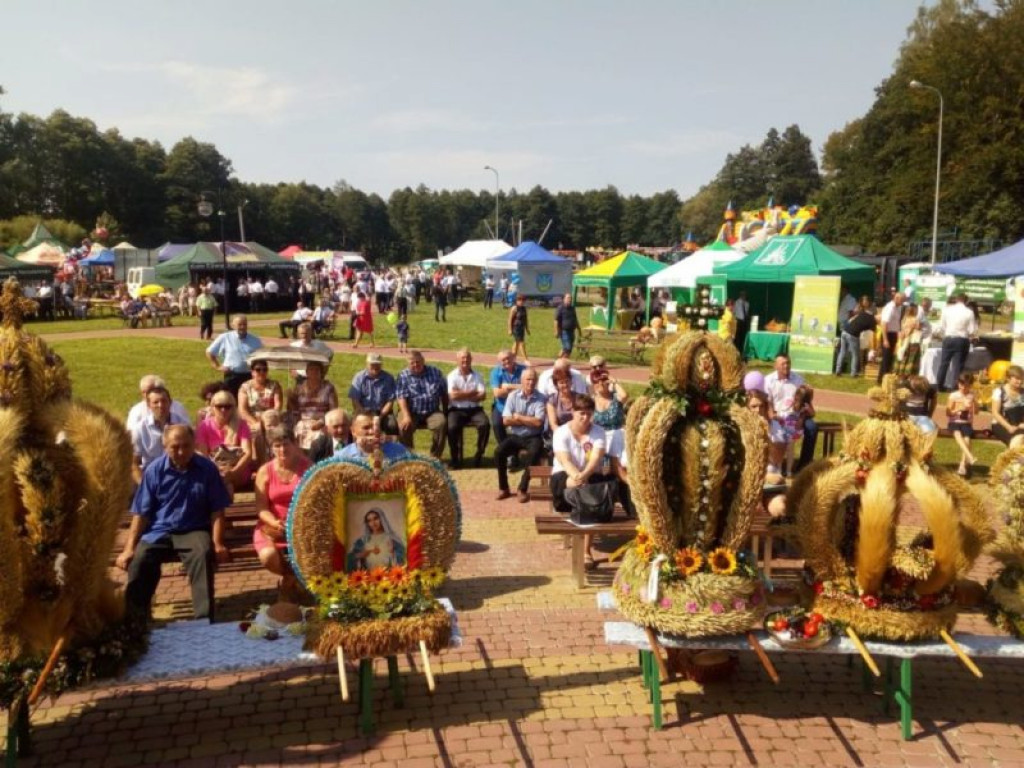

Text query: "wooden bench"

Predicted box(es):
[535, 513, 637, 589]
[575, 328, 650, 364]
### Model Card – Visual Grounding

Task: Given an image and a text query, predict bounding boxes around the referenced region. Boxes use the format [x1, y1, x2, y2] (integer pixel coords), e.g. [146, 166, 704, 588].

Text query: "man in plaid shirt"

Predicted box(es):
[396, 350, 450, 459]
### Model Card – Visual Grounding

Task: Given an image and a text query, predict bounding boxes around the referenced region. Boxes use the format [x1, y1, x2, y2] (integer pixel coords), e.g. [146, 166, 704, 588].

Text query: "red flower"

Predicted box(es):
[855, 469, 868, 485]
[918, 594, 937, 610]
[696, 400, 713, 417]
[861, 594, 880, 609]
[813, 581, 824, 595]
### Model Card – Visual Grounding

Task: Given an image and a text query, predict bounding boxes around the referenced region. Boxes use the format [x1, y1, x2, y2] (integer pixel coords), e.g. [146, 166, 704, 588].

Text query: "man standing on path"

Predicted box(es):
[733, 290, 750, 356]
[494, 368, 546, 503]
[197, 284, 217, 340]
[554, 292, 580, 359]
[446, 348, 490, 468]
[117, 425, 232, 623]
[877, 292, 905, 383]
[765, 354, 818, 473]
[206, 314, 263, 397]
[489, 349, 524, 445]
[936, 293, 978, 392]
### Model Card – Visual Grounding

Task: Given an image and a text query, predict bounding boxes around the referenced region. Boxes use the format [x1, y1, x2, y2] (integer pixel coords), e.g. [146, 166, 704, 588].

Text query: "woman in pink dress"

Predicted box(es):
[195, 391, 254, 492]
[253, 425, 311, 594]
[352, 291, 375, 348]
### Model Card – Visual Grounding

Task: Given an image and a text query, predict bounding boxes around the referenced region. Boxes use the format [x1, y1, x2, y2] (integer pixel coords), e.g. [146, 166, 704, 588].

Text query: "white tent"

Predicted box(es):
[647, 243, 742, 291]
[439, 240, 512, 268]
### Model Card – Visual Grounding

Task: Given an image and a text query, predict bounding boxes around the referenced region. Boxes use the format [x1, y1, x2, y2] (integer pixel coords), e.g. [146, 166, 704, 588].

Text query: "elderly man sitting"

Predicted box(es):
[395, 351, 449, 458]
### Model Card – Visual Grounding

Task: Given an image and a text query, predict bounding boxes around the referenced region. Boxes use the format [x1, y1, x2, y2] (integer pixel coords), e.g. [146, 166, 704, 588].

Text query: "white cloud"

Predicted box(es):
[158, 61, 294, 119]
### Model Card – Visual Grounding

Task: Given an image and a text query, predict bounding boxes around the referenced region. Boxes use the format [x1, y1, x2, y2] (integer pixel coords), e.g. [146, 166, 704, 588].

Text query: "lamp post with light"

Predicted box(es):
[909, 79, 944, 265]
[199, 191, 230, 329]
[483, 165, 500, 240]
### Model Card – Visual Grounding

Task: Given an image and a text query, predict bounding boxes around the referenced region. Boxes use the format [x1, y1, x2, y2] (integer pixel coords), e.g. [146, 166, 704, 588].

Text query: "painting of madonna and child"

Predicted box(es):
[343, 497, 408, 572]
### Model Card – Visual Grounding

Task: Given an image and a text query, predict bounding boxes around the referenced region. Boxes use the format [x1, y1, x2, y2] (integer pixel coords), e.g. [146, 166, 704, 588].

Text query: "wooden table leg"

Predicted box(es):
[571, 537, 585, 589]
[387, 655, 404, 707]
[358, 659, 374, 735]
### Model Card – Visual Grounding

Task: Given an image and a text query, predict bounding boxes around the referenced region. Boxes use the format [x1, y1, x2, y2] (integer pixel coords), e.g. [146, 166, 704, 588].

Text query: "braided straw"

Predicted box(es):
[631, 397, 679, 552]
[723, 403, 768, 549]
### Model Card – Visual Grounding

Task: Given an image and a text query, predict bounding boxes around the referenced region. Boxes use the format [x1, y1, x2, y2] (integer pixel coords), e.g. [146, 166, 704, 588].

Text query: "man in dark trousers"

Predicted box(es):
[554, 292, 581, 359]
[117, 425, 232, 622]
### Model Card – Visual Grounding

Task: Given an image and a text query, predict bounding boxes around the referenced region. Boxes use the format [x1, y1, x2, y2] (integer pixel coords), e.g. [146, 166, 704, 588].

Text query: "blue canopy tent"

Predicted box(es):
[485, 241, 573, 304]
[933, 238, 1024, 277]
[80, 249, 115, 266]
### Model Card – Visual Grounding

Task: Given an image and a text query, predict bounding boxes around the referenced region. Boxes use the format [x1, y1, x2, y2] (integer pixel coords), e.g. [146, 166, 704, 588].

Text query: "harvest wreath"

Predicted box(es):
[613, 330, 769, 637]
[287, 453, 461, 660]
[985, 447, 1024, 639]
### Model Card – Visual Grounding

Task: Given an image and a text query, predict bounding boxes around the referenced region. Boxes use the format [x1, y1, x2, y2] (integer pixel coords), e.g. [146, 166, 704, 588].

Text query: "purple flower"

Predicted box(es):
[685, 601, 699, 613]
[710, 601, 724, 615]
[621, 584, 631, 594]
[733, 599, 747, 612]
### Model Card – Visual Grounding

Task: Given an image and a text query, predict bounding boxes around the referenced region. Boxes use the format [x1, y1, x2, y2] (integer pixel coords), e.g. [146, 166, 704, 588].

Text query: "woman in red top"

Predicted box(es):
[253, 425, 312, 594]
[352, 291, 375, 348]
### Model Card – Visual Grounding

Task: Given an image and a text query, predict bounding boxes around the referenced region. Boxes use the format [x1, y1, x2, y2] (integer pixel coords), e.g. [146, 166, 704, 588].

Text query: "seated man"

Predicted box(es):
[126, 374, 191, 433]
[395, 351, 449, 459]
[130, 385, 191, 484]
[349, 353, 398, 435]
[446, 348, 490, 468]
[489, 349, 524, 445]
[308, 407, 353, 462]
[311, 298, 335, 336]
[494, 368, 547, 503]
[339, 413, 410, 461]
[117, 425, 232, 622]
[278, 301, 313, 339]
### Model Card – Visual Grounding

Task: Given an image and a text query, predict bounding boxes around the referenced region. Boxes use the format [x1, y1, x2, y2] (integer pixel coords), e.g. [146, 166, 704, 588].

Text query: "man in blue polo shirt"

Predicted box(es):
[205, 314, 263, 397]
[489, 348, 525, 445]
[348, 352, 398, 435]
[117, 425, 232, 622]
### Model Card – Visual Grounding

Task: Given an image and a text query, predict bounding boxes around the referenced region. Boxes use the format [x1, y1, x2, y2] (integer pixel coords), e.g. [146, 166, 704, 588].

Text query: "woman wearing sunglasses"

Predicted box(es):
[196, 391, 254, 495]
[238, 360, 284, 466]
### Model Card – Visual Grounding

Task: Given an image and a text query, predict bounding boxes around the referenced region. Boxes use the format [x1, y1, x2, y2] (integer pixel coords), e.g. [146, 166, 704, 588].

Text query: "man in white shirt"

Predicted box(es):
[278, 301, 313, 339]
[248, 277, 264, 313]
[936, 293, 979, 391]
[764, 354, 818, 473]
[263, 276, 279, 311]
[126, 374, 191, 434]
[537, 358, 589, 398]
[235, 279, 249, 313]
[877, 292, 905, 383]
[446, 348, 490, 468]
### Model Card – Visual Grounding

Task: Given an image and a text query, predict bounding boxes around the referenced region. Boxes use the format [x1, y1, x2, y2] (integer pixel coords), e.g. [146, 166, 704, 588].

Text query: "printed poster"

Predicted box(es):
[789, 275, 841, 374]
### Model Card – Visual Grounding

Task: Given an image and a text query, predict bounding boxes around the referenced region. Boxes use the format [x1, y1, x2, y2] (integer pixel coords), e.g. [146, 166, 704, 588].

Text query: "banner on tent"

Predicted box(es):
[1013, 276, 1024, 368]
[789, 276, 841, 374]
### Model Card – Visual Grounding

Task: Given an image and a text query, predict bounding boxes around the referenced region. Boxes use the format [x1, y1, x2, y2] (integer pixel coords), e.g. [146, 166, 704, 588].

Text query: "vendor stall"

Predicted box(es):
[572, 250, 667, 330]
[920, 344, 993, 389]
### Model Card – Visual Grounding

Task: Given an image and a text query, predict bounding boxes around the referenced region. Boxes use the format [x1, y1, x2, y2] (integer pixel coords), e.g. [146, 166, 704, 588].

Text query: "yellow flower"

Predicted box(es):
[635, 526, 649, 544]
[308, 575, 326, 594]
[708, 547, 737, 575]
[674, 548, 703, 576]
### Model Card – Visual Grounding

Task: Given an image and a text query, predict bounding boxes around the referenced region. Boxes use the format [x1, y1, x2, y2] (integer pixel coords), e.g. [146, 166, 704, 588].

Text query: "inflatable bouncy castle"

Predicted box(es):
[716, 200, 819, 252]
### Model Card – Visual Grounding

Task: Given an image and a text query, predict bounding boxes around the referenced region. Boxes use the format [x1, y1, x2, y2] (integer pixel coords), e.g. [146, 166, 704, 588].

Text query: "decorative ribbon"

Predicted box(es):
[644, 554, 668, 604]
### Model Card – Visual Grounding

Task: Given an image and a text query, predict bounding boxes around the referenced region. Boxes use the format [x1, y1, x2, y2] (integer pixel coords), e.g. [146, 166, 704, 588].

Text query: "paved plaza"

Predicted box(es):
[4, 469, 1023, 768]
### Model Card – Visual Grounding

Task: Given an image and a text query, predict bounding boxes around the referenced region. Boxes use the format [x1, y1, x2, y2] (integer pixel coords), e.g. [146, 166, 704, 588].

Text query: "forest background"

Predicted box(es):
[1, 0, 1022, 263]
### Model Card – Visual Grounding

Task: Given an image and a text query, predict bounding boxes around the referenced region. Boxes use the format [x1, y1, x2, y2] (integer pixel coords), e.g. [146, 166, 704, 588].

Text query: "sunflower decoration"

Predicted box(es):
[984, 447, 1024, 638]
[614, 329, 768, 637]
[287, 454, 462, 660]
[789, 374, 992, 641]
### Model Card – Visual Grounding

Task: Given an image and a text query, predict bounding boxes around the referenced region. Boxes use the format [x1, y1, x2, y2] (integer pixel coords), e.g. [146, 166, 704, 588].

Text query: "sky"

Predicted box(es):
[3, 1, 941, 200]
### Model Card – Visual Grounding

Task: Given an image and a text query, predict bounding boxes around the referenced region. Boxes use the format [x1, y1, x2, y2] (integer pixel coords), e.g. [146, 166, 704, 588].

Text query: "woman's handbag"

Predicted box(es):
[564, 479, 617, 526]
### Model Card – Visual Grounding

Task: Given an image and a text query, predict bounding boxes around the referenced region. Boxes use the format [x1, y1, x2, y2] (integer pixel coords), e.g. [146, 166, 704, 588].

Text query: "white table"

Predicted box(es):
[919, 344, 992, 389]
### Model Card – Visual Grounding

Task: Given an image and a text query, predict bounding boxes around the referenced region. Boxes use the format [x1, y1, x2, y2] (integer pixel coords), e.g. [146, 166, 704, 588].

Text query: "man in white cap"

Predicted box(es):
[348, 352, 398, 435]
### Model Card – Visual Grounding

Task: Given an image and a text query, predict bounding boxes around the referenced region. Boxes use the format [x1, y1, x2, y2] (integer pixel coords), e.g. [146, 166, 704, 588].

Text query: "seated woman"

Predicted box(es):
[196, 390, 254, 494]
[991, 365, 1024, 448]
[747, 389, 787, 485]
[544, 372, 575, 455]
[286, 360, 339, 454]
[196, 380, 228, 426]
[238, 359, 284, 466]
[550, 394, 615, 569]
[903, 374, 938, 436]
[253, 425, 311, 600]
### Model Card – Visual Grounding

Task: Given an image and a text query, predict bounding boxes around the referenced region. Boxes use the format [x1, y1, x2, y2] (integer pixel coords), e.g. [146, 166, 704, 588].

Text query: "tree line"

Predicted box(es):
[2, 0, 1022, 261]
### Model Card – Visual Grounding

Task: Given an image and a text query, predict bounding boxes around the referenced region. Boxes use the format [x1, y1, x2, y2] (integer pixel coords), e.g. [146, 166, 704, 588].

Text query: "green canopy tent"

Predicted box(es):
[155, 241, 300, 290]
[0, 252, 54, 281]
[714, 236, 875, 323]
[572, 250, 667, 329]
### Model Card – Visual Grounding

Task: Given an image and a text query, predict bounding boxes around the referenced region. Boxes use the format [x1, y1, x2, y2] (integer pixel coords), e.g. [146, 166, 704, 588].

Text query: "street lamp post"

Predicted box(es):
[483, 165, 500, 240]
[909, 80, 944, 266]
[237, 199, 249, 243]
[199, 191, 231, 329]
